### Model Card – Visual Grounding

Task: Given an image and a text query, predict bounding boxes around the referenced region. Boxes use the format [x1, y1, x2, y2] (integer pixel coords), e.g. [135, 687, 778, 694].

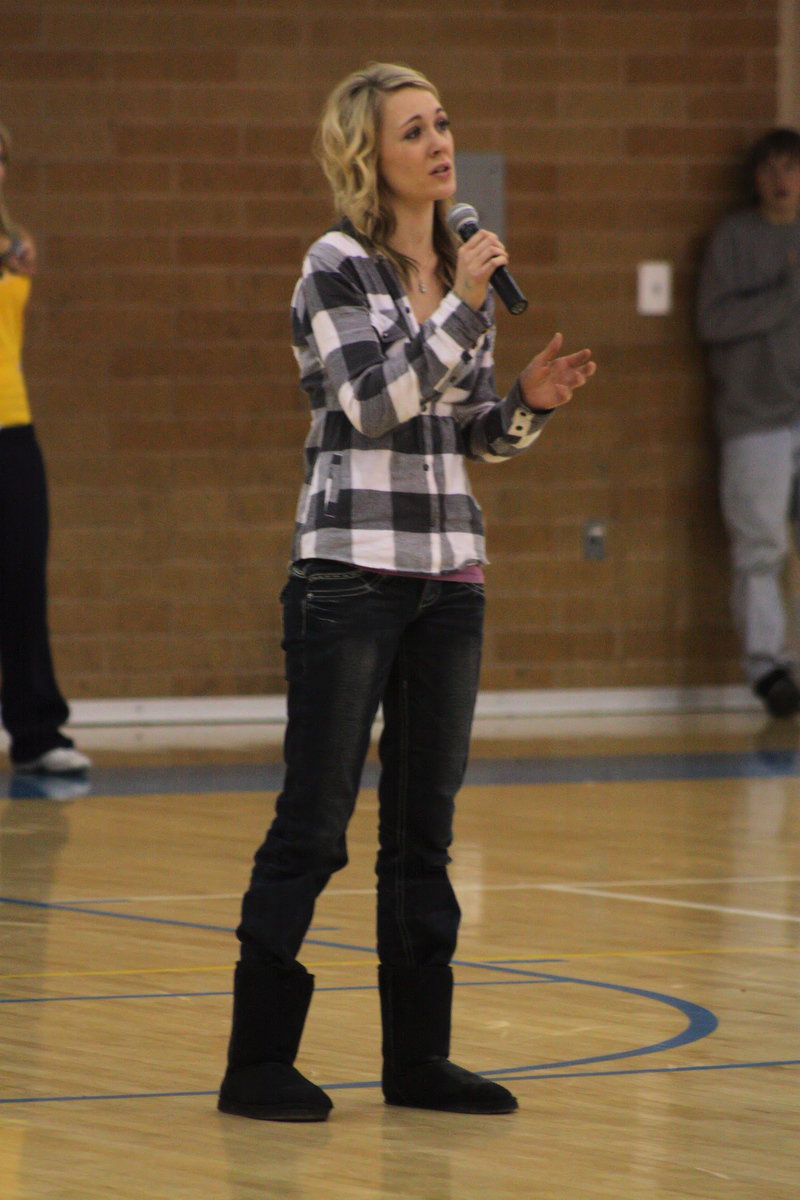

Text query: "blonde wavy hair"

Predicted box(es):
[315, 62, 457, 289]
[0, 120, 18, 238]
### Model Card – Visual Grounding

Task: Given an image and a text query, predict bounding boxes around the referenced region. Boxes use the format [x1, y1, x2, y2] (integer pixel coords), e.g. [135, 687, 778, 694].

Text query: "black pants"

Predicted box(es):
[238, 560, 485, 969]
[0, 425, 72, 763]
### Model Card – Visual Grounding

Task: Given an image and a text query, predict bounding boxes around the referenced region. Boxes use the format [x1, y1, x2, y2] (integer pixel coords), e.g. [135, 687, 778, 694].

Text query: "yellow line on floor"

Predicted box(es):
[0, 945, 789, 982]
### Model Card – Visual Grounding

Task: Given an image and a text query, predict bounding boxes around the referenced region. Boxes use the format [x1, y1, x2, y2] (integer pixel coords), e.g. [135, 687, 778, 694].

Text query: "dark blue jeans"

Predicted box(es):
[237, 560, 485, 969]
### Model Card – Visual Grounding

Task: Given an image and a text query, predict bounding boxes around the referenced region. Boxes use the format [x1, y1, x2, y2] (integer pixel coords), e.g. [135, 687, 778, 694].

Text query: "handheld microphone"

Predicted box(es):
[447, 203, 528, 316]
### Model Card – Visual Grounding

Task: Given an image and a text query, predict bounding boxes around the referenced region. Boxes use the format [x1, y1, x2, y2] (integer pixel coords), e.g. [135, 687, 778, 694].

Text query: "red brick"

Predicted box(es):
[625, 125, 750, 159]
[4, 50, 106, 82]
[689, 91, 776, 122]
[0, 8, 41, 41]
[112, 51, 239, 84]
[690, 16, 778, 50]
[114, 124, 238, 158]
[625, 54, 747, 86]
[176, 234, 304, 268]
[560, 14, 690, 51]
[44, 161, 172, 194]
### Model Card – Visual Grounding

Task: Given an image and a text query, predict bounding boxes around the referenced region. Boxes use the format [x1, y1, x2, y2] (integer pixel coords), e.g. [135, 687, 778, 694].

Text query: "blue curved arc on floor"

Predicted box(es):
[0, 899, 719, 1075]
[501, 1057, 800, 1081]
[0, 960, 719, 1104]
[453, 959, 718, 1074]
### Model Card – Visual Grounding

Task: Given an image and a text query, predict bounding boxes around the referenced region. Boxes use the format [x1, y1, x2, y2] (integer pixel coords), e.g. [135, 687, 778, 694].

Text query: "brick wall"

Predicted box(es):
[0, 1, 779, 698]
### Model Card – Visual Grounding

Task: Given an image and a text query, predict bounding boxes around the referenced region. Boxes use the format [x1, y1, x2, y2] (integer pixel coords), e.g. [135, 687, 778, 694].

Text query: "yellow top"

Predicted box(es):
[0, 269, 31, 425]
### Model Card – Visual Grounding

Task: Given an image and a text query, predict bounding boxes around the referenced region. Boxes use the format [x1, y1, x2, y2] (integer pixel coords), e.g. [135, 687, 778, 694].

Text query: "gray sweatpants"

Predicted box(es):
[720, 424, 800, 685]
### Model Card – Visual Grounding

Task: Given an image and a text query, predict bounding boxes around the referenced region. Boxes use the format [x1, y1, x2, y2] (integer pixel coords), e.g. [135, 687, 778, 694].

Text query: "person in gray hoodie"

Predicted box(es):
[697, 127, 800, 717]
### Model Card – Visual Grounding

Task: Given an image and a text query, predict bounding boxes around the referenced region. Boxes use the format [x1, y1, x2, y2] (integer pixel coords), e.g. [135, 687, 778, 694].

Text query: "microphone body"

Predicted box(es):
[447, 203, 528, 316]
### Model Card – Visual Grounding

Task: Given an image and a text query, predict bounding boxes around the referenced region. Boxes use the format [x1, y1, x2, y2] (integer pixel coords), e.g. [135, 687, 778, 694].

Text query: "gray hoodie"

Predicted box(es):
[696, 208, 800, 441]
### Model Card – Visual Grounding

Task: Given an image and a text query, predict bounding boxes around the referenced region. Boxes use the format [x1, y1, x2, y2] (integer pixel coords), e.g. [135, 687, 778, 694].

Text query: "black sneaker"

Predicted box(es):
[754, 667, 800, 718]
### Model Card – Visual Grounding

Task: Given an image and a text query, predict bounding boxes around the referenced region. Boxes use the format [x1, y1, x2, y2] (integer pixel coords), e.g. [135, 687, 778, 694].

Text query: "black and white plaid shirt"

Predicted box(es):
[289, 228, 551, 574]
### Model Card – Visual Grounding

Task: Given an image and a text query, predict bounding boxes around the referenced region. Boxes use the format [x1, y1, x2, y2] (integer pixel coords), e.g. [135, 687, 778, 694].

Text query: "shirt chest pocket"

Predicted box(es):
[368, 307, 409, 355]
[450, 351, 480, 390]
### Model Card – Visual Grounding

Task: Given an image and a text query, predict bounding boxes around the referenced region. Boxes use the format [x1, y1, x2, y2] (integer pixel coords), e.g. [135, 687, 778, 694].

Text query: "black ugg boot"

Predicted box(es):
[379, 964, 518, 1114]
[218, 960, 332, 1122]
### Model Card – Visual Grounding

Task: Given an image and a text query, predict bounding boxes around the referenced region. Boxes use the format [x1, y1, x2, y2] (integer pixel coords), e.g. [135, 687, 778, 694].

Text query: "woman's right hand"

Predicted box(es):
[453, 228, 508, 311]
[0, 230, 36, 275]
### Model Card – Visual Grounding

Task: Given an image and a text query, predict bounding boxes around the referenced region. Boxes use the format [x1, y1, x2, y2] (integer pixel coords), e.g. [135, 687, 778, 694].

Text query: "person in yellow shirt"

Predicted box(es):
[0, 120, 90, 774]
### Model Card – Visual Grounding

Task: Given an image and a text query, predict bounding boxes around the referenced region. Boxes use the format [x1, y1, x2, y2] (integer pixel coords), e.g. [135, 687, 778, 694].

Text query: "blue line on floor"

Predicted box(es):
[5, 746, 800, 800]
[3, 1059, 796, 1106]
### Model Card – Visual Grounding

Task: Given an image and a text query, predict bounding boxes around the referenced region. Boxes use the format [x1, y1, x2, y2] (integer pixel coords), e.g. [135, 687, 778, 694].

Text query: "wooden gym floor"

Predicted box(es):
[1, 710, 798, 1199]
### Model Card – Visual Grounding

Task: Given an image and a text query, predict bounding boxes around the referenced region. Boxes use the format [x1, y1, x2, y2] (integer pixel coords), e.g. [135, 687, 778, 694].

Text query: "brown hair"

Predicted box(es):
[743, 127, 800, 204]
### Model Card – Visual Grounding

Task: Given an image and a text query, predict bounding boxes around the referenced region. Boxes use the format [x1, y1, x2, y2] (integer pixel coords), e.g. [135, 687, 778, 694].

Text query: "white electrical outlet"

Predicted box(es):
[637, 261, 672, 315]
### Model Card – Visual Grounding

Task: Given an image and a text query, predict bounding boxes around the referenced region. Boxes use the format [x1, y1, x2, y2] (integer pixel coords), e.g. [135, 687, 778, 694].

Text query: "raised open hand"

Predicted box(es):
[519, 332, 596, 411]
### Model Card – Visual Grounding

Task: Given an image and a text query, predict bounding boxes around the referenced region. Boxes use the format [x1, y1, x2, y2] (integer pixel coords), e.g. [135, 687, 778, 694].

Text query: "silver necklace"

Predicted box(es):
[416, 261, 436, 293]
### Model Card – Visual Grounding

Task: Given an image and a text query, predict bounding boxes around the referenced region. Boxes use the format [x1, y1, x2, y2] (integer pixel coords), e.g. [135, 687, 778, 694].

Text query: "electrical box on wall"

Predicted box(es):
[454, 153, 506, 239]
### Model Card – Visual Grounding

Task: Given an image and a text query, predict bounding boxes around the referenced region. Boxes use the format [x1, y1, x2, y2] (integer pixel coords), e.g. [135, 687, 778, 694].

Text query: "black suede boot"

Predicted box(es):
[218, 960, 332, 1122]
[379, 964, 518, 1114]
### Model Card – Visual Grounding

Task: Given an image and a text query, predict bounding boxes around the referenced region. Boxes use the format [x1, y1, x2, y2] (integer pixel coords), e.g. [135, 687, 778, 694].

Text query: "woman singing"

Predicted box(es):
[218, 62, 596, 1122]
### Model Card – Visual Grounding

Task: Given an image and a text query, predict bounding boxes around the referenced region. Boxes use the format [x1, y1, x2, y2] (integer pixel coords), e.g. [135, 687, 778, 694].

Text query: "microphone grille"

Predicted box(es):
[447, 203, 479, 235]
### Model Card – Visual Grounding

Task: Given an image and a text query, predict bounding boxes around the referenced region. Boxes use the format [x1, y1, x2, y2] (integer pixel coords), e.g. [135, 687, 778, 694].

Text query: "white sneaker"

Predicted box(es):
[14, 747, 92, 775]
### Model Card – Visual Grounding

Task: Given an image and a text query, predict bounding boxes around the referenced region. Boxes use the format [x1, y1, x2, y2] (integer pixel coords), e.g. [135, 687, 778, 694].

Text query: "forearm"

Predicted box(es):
[697, 276, 800, 343]
[462, 379, 552, 462]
